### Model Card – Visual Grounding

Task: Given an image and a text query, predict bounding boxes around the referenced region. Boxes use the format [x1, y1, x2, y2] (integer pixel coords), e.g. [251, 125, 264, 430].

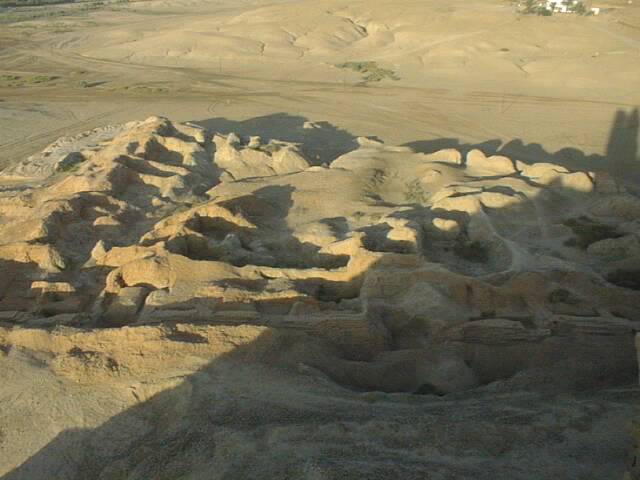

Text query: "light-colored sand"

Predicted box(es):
[0, 0, 639, 176]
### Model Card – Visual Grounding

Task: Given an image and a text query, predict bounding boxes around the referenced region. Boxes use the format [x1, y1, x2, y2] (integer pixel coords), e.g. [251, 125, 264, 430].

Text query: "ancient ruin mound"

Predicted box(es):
[1, 117, 639, 479]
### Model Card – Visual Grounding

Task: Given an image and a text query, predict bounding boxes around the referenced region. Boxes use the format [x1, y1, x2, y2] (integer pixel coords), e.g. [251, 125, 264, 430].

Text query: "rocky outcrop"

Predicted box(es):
[0, 117, 638, 396]
[466, 149, 517, 175]
[1, 117, 640, 480]
[213, 132, 309, 181]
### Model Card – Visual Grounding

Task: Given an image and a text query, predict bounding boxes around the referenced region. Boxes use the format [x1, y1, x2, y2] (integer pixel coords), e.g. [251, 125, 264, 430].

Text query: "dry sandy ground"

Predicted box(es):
[0, 1, 640, 479]
[0, 0, 639, 175]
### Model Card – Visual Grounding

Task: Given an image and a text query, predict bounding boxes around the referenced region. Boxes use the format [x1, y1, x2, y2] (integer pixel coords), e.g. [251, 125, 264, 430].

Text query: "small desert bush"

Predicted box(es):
[336, 61, 400, 82]
[1, 74, 59, 86]
[26, 75, 57, 84]
[520, 0, 552, 16]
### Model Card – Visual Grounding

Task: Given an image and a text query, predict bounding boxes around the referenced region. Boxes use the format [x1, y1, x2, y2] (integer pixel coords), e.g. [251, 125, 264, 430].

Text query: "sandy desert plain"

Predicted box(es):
[0, 0, 640, 478]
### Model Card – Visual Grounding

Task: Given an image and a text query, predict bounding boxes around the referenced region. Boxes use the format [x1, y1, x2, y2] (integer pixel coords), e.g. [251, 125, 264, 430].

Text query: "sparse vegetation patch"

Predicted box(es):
[122, 84, 169, 94]
[0, 74, 59, 87]
[336, 61, 400, 82]
[403, 179, 427, 204]
[0, 0, 125, 24]
[28, 75, 58, 83]
[1, 0, 74, 6]
[0, 74, 20, 82]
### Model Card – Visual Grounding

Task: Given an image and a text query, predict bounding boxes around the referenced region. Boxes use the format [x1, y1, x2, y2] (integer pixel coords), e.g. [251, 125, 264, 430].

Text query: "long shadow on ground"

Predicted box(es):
[405, 107, 640, 186]
[192, 113, 360, 166]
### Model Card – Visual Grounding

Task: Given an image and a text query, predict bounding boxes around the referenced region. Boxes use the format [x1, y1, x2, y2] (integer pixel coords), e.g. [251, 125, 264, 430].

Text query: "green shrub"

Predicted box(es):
[520, 0, 552, 15]
[26, 75, 58, 84]
[336, 61, 400, 82]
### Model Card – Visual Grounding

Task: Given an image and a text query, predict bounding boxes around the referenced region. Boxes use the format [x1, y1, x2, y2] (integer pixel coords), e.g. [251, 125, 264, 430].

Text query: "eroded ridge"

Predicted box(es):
[0, 116, 639, 396]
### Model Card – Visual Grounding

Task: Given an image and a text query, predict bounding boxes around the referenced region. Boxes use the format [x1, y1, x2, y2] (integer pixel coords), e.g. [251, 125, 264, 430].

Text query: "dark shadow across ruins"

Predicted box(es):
[192, 113, 360, 166]
[405, 107, 640, 187]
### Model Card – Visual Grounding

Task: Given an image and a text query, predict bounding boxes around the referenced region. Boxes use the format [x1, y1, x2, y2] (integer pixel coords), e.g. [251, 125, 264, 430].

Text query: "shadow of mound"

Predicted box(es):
[191, 113, 360, 166]
[2, 319, 638, 480]
[159, 185, 350, 270]
[0, 330, 347, 480]
[404, 138, 502, 158]
[404, 107, 640, 187]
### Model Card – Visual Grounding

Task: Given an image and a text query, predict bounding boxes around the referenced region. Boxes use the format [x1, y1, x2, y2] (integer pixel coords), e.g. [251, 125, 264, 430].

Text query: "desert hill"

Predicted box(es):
[1, 0, 639, 477]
